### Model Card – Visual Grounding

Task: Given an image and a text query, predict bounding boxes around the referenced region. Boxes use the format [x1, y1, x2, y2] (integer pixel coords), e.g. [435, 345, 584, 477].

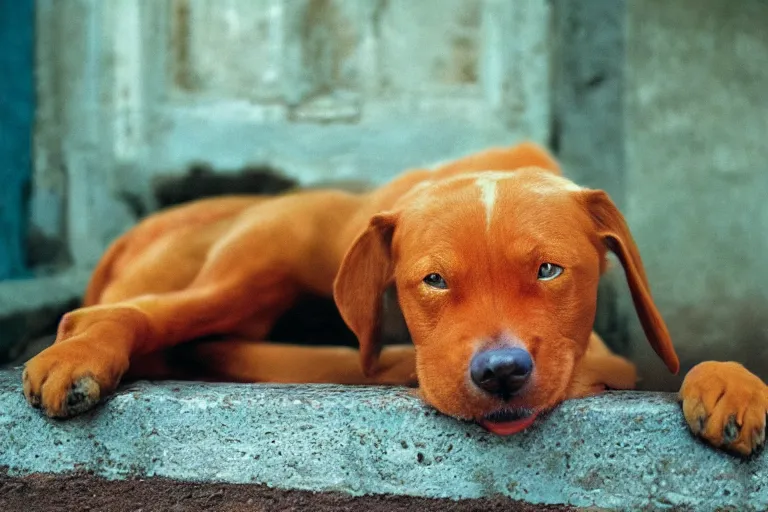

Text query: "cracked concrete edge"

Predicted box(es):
[0, 369, 765, 511]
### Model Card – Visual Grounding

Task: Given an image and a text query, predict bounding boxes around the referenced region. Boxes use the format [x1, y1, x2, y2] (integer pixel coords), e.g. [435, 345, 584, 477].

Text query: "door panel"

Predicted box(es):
[34, 0, 551, 267]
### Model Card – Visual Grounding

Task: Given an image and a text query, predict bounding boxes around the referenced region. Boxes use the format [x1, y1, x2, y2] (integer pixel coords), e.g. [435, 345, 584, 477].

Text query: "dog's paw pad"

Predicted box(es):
[680, 361, 768, 457]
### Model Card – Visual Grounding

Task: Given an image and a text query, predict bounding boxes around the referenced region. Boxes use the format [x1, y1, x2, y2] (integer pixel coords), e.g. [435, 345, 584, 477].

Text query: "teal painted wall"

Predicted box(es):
[0, 0, 34, 280]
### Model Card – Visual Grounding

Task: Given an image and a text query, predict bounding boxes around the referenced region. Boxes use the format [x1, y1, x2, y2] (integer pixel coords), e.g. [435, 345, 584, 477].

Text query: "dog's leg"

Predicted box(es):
[679, 361, 767, 456]
[131, 338, 417, 386]
[157, 339, 417, 386]
[566, 332, 638, 399]
[22, 273, 294, 418]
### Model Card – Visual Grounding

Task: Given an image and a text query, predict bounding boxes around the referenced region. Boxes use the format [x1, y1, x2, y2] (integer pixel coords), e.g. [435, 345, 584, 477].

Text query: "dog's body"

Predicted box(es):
[23, 143, 767, 455]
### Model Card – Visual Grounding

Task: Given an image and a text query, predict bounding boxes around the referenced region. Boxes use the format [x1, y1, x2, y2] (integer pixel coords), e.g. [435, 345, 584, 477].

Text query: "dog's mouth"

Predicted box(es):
[478, 407, 538, 436]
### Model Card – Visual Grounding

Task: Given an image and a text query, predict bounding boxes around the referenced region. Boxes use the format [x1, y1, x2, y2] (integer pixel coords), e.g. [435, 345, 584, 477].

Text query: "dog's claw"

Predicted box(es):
[696, 415, 706, 434]
[680, 361, 768, 457]
[722, 415, 740, 444]
[752, 424, 766, 453]
[22, 368, 41, 408]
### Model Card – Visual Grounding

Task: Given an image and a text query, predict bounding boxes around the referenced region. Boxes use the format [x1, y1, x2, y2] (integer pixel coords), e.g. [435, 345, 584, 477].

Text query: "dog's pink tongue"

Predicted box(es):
[479, 413, 537, 436]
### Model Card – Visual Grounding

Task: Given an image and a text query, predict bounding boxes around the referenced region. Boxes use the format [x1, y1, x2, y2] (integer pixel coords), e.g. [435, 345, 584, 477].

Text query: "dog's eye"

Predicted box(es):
[537, 263, 563, 281]
[423, 273, 448, 289]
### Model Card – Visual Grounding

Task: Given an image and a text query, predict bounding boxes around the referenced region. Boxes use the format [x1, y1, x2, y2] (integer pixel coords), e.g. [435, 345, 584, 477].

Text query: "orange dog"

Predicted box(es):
[22, 143, 766, 455]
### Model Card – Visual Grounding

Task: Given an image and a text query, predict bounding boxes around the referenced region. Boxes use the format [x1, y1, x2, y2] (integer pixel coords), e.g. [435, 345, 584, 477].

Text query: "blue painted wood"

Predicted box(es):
[0, 0, 34, 280]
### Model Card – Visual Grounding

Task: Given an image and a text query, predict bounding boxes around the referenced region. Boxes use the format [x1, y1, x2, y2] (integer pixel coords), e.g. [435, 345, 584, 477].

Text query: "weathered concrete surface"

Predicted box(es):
[551, 0, 626, 204]
[0, 270, 89, 365]
[622, 0, 768, 391]
[33, 1, 552, 269]
[0, 369, 765, 511]
[550, 1, 631, 358]
[547, 0, 768, 391]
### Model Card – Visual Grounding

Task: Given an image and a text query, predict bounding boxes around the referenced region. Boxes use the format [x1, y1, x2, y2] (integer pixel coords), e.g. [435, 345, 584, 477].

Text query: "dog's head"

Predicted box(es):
[334, 165, 678, 433]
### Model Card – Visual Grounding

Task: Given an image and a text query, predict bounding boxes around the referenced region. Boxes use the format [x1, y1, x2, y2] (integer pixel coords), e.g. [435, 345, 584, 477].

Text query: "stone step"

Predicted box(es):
[0, 369, 764, 510]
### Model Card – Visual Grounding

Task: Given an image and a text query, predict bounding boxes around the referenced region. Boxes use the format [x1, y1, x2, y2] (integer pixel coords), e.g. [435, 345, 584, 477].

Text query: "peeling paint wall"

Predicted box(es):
[30, 0, 551, 269]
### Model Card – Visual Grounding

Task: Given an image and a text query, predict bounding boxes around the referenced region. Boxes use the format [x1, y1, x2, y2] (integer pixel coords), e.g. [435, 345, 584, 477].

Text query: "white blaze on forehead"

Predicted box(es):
[469, 170, 582, 229]
[533, 173, 583, 193]
[475, 175, 500, 229]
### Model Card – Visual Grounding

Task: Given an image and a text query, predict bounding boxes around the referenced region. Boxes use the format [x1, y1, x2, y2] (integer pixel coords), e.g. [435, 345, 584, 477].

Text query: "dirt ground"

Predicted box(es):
[0, 471, 576, 512]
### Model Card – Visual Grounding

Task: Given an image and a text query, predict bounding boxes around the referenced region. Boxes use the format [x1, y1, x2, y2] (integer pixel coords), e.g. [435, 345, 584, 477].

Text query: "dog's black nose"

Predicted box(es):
[470, 348, 533, 398]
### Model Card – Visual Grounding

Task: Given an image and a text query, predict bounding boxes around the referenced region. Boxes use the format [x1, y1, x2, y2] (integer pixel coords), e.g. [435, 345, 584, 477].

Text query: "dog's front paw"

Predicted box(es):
[374, 345, 417, 387]
[680, 361, 768, 456]
[22, 339, 129, 418]
[566, 353, 637, 399]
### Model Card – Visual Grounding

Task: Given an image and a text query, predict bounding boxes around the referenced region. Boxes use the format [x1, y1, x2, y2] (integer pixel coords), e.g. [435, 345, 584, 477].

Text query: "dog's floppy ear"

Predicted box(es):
[583, 190, 680, 374]
[334, 212, 398, 376]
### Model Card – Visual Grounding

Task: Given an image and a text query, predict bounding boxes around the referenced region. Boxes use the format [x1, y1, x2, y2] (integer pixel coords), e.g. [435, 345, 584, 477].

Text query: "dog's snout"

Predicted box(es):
[470, 348, 533, 398]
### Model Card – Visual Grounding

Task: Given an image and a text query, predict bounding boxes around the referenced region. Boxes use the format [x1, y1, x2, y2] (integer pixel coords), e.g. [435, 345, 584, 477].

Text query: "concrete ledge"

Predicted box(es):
[1, 369, 766, 511]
